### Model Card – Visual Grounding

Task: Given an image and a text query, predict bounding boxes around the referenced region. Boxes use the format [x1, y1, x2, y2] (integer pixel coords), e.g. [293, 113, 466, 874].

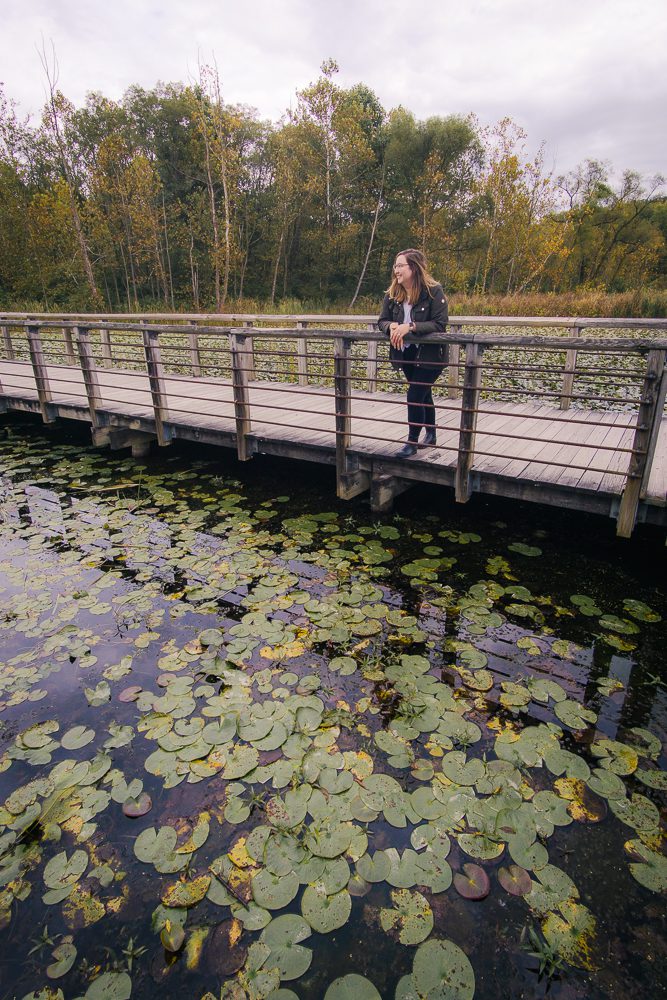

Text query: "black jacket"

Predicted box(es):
[377, 283, 449, 368]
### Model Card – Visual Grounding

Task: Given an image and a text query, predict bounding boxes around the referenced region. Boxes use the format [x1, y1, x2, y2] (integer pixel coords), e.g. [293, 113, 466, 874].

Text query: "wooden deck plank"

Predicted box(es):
[0, 359, 664, 521]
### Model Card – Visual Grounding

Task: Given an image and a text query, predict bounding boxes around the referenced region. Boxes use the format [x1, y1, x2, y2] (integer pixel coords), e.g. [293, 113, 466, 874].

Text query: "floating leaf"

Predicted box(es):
[498, 865, 532, 896]
[161, 919, 186, 952]
[301, 884, 351, 933]
[252, 868, 299, 910]
[208, 918, 247, 976]
[46, 939, 77, 979]
[122, 793, 152, 818]
[412, 938, 475, 999]
[379, 889, 433, 945]
[324, 974, 382, 999]
[61, 726, 95, 750]
[162, 875, 211, 907]
[260, 913, 312, 980]
[453, 863, 491, 900]
[78, 972, 132, 1000]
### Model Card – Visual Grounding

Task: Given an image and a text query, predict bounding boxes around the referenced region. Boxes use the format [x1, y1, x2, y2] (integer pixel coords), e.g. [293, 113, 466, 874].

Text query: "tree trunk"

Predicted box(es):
[349, 163, 385, 308]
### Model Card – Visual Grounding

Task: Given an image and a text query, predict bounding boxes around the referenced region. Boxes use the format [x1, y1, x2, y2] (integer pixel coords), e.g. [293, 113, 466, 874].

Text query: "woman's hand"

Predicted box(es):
[389, 322, 411, 349]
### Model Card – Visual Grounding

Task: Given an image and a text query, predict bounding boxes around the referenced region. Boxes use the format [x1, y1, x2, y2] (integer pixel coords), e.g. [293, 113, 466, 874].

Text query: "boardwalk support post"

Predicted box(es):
[142, 326, 173, 447]
[366, 325, 378, 393]
[100, 328, 113, 367]
[296, 321, 309, 386]
[27, 323, 57, 424]
[242, 321, 256, 382]
[188, 326, 202, 377]
[447, 325, 462, 398]
[335, 335, 370, 499]
[76, 325, 108, 445]
[371, 474, 410, 514]
[616, 349, 666, 537]
[62, 325, 76, 365]
[455, 341, 484, 503]
[560, 325, 581, 410]
[1, 325, 14, 360]
[230, 331, 253, 461]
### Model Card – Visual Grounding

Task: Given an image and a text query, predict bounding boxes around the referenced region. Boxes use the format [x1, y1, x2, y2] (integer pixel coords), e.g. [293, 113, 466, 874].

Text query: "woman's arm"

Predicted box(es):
[412, 285, 448, 336]
[377, 293, 394, 335]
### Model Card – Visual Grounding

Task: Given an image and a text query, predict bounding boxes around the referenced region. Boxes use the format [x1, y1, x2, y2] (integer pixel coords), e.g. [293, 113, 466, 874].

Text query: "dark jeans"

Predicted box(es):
[402, 359, 442, 442]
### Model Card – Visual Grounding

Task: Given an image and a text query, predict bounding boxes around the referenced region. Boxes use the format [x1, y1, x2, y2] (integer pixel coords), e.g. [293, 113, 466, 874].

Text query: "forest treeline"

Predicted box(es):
[1, 59, 665, 314]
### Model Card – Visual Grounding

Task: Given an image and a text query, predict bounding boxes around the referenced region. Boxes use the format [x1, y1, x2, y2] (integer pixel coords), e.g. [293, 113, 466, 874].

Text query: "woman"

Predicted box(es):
[378, 248, 448, 458]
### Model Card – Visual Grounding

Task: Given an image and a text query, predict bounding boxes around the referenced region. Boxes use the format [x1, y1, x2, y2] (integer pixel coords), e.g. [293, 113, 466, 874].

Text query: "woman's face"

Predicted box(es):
[393, 254, 413, 286]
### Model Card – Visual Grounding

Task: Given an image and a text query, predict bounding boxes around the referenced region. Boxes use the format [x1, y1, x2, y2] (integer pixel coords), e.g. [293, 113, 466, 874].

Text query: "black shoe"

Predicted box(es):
[396, 441, 418, 458]
[420, 429, 437, 448]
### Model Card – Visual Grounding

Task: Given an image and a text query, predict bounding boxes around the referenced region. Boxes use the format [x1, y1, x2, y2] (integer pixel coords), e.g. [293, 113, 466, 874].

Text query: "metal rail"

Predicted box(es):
[0, 316, 665, 536]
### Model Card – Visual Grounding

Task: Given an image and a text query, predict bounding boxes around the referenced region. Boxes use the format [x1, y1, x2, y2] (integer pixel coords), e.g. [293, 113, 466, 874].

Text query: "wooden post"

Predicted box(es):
[188, 327, 202, 377]
[243, 321, 256, 381]
[62, 325, 76, 364]
[560, 325, 581, 410]
[2, 325, 15, 360]
[334, 335, 369, 499]
[616, 349, 667, 537]
[100, 328, 113, 367]
[76, 326, 104, 433]
[26, 323, 56, 423]
[366, 325, 378, 393]
[447, 325, 462, 398]
[230, 332, 253, 461]
[455, 342, 484, 503]
[142, 326, 172, 447]
[296, 321, 308, 385]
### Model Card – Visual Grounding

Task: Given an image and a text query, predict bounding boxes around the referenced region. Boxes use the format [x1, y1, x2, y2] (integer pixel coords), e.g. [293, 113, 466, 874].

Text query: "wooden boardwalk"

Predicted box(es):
[1, 358, 665, 528]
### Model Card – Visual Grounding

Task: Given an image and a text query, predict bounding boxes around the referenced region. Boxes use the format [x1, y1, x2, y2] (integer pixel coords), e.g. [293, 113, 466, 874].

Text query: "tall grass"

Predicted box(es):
[3, 288, 667, 318]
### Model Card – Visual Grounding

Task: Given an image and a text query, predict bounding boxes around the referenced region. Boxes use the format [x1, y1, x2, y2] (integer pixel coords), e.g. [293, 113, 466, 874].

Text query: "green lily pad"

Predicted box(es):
[507, 542, 542, 557]
[380, 889, 433, 945]
[77, 972, 132, 1000]
[356, 851, 391, 884]
[46, 939, 77, 979]
[623, 599, 661, 622]
[301, 884, 351, 933]
[252, 868, 299, 910]
[412, 938, 475, 999]
[324, 974, 382, 999]
[161, 919, 186, 952]
[259, 914, 312, 980]
[61, 726, 95, 750]
[554, 699, 597, 730]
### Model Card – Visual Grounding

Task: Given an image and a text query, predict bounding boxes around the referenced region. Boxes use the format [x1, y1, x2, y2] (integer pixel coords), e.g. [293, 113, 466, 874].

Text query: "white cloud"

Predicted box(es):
[2, 0, 665, 176]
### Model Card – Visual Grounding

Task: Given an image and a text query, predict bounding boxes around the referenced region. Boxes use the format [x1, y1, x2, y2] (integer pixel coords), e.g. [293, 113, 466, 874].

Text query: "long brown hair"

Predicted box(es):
[387, 248, 440, 304]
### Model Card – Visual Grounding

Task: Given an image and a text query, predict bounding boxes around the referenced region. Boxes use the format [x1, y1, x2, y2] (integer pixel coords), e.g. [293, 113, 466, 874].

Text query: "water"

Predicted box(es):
[0, 414, 665, 1000]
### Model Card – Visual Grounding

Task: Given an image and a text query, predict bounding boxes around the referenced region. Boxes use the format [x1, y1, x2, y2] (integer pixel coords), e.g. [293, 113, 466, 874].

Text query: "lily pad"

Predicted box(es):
[379, 889, 433, 945]
[122, 793, 152, 818]
[301, 884, 352, 933]
[498, 864, 532, 896]
[412, 938, 475, 999]
[453, 863, 491, 900]
[260, 914, 312, 980]
[324, 975, 382, 999]
[46, 939, 77, 979]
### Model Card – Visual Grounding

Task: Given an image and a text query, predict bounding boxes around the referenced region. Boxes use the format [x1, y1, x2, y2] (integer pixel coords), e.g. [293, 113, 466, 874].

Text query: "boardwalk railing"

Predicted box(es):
[0, 314, 665, 537]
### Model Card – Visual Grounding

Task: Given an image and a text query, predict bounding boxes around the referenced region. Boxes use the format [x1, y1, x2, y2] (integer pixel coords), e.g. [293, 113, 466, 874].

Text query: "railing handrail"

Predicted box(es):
[1, 319, 666, 352]
[0, 311, 666, 331]
[1, 316, 664, 539]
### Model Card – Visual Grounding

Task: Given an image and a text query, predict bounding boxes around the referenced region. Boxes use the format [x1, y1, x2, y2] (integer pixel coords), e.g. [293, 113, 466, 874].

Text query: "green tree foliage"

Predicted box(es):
[0, 66, 664, 310]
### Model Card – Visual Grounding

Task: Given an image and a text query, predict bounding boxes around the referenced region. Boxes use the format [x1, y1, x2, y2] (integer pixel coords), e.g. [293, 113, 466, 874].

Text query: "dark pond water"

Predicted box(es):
[0, 414, 665, 1000]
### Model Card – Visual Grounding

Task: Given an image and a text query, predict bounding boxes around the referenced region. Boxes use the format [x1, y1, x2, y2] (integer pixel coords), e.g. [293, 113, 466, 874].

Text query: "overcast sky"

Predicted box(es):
[3, 0, 665, 181]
